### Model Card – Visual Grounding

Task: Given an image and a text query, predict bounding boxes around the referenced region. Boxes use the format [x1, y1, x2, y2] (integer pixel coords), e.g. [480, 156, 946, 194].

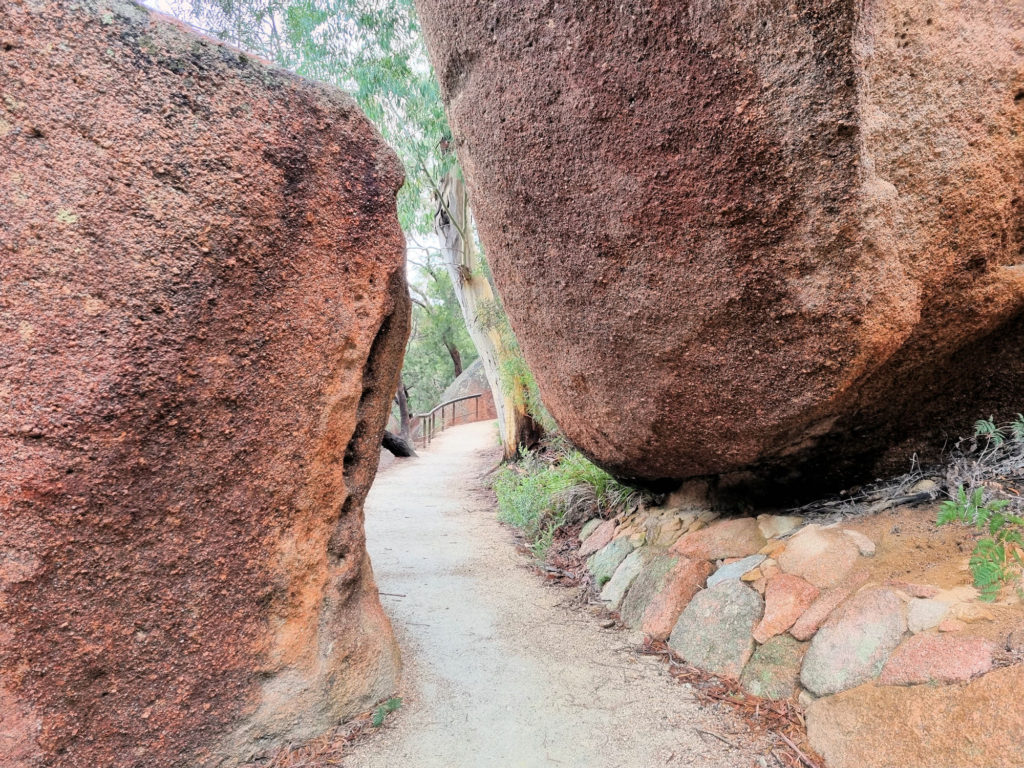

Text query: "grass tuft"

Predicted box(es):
[493, 447, 650, 558]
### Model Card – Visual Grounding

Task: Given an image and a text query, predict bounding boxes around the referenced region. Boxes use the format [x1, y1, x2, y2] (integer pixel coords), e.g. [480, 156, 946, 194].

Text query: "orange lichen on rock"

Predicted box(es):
[0, 1, 409, 765]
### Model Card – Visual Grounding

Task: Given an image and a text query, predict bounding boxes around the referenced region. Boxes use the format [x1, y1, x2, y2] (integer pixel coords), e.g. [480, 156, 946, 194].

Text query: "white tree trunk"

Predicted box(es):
[434, 170, 518, 456]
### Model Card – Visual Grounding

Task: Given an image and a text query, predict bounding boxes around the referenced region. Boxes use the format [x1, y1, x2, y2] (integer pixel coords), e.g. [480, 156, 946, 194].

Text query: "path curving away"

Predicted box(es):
[345, 421, 757, 767]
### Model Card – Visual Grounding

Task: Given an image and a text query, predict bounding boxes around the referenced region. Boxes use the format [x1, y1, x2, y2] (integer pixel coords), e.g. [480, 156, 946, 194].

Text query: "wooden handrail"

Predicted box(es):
[414, 393, 483, 447]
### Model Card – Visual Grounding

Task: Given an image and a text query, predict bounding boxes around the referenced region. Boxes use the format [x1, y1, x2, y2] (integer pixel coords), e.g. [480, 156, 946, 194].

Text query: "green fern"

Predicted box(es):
[1011, 414, 1024, 441]
[970, 539, 1006, 602]
[974, 416, 999, 437]
[939, 484, 1023, 602]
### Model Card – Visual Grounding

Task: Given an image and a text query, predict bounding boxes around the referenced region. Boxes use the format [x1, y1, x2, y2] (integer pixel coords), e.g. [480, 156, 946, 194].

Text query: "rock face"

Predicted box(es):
[0, 3, 408, 766]
[436, 358, 498, 425]
[807, 666, 1024, 768]
[415, 0, 1024, 491]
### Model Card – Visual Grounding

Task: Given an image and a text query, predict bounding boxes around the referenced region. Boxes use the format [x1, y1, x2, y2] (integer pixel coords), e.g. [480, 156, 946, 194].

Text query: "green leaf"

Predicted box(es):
[974, 417, 998, 436]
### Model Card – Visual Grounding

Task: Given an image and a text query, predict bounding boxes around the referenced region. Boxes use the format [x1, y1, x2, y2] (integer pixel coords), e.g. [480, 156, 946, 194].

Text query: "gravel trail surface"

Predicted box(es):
[345, 421, 755, 768]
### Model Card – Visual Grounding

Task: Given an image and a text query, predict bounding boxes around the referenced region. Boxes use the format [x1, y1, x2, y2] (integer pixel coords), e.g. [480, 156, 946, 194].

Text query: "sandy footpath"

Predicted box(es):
[345, 421, 756, 768]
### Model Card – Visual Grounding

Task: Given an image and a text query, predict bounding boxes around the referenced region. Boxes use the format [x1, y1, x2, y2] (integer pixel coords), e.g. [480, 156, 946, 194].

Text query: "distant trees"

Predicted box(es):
[402, 252, 477, 413]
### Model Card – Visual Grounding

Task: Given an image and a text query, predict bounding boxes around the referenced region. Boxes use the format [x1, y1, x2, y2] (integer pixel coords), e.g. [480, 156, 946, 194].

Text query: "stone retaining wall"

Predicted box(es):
[579, 496, 1024, 767]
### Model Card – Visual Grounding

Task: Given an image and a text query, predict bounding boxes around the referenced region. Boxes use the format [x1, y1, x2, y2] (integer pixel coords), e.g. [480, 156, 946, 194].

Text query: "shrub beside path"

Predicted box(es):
[345, 421, 756, 767]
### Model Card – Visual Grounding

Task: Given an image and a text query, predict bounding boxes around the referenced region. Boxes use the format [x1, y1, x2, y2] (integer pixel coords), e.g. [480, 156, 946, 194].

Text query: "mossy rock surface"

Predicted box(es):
[588, 537, 635, 587]
[739, 635, 808, 700]
[619, 553, 678, 629]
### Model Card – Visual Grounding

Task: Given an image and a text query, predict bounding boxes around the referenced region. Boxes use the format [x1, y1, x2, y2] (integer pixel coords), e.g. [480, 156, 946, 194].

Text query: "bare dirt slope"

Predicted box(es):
[346, 421, 756, 767]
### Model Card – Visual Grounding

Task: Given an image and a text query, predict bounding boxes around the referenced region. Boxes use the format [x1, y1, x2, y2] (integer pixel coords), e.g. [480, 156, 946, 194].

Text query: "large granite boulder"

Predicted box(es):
[415, 0, 1024, 491]
[0, 2, 408, 765]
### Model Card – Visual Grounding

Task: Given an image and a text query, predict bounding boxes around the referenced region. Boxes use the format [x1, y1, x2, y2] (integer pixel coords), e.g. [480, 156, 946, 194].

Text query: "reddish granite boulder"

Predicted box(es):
[878, 634, 996, 686]
[670, 517, 766, 561]
[0, 2, 408, 766]
[437, 359, 498, 425]
[807, 666, 1024, 768]
[752, 574, 819, 644]
[579, 519, 617, 557]
[790, 569, 871, 641]
[777, 525, 861, 589]
[801, 589, 907, 696]
[640, 557, 713, 641]
[416, 0, 1024, 491]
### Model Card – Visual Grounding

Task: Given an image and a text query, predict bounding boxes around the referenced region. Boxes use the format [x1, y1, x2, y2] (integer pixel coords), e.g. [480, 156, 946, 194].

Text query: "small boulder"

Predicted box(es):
[619, 553, 679, 629]
[753, 574, 820, 644]
[878, 634, 996, 685]
[641, 557, 713, 641]
[790, 569, 870, 641]
[600, 548, 650, 610]
[950, 602, 996, 623]
[587, 537, 636, 587]
[800, 588, 907, 697]
[652, 516, 690, 547]
[671, 517, 767, 561]
[887, 580, 941, 599]
[740, 635, 808, 700]
[938, 618, 966, 633]
[662, 480, 713, 512]
[579, 518, 603, 542]
[707, 554, 766, 588]
[906, 598, 949, 633]
[756, 515, 804, 540]
[1007, 627, 1024, 653]
[580, 519, 617, 558]
[778, 525, 861, 588]
[911, 478, 940, 494]
[798, 689, 817, 709]
[669, 580, 764, 679]
[759, 540, 788, 558]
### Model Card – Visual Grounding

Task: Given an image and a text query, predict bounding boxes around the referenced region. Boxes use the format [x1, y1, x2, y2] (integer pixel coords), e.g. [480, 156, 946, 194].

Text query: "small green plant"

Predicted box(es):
[973, 414, 1024, 446]
[938, 485, 1024, 601]
[371, 697, 402, 728]
[493, 447, 647, 559]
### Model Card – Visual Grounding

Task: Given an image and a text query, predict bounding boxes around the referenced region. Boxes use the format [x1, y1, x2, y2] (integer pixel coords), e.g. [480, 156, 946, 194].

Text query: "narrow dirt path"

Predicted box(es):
[345, 421, 757, 768]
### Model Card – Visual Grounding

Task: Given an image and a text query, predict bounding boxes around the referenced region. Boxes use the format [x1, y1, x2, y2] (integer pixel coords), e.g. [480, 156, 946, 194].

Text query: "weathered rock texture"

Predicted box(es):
[416, 0, 1024, 491]
[0, 2, 408, 766]
[806, 665, 1024, 768]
